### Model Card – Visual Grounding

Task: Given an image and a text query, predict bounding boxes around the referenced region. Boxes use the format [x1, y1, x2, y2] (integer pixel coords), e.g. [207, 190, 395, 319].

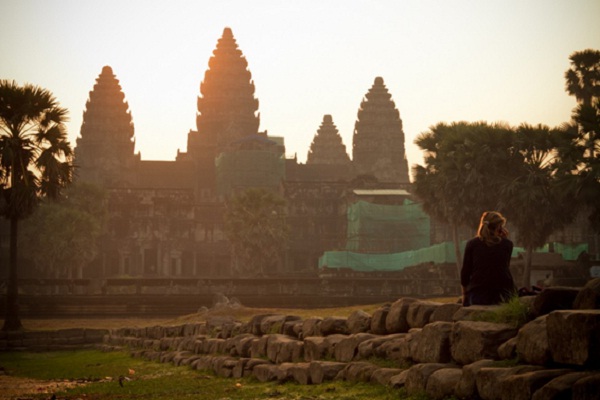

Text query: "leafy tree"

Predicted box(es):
[0, 80, 73, 331]
[559, 49, 600, 235]
[565, 49, 600, 107]
[20, 183, 106, 280]
[224, 188, 288, 276]
[413, 121, 516, 275]
[500, 124, 575, 287]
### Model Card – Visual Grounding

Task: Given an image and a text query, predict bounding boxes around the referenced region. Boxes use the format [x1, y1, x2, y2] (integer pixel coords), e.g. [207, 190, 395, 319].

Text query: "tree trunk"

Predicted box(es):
[522, 245, 533, 289]
[2, 217, 23, 331]
[452, 223, 462, 278]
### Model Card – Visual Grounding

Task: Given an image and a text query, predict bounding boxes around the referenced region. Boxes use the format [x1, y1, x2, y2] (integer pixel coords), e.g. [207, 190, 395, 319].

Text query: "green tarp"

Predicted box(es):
[346, 200, 430, 253]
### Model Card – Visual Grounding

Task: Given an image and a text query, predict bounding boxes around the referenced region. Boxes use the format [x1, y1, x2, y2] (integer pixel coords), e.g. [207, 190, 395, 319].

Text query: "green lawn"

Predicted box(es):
[0, 350, 423, 399]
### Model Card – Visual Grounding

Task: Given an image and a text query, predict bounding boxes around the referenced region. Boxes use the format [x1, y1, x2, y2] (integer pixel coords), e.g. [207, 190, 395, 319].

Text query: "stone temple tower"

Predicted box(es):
[352, 77, 409, 184]
[306, 115, 351, 166]
[75, 66, 139, 186]
[185, 27, 261, 163]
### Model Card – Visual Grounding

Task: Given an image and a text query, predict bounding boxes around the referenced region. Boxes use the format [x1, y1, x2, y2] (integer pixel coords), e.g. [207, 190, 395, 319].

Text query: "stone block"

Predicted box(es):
[407, 300, 442, 328]
[573, 278, 600, 310]
[454, 359, 497, 399]
[572, 372, 600, 400]
[425, 368, 463, 400]
[371, 305, 390, 334]
[337, 361, 379, 382]
[531, 371, 590, 400]
[475, 366, 543, 400]
[532, 287, 580, 317]
[333, 333, 377, 362]
[303, 336, 328, 361]
[450, 321, 518, 365]
[385, 298, 417, 333]
[404, 363, 451, 394]
[347, 310, 372, 333]
[301, 317, 322, 337]
[430, 302, 462, 323]
[288, 362, 311, 384]
[412, 321, 453, 363]
[499, 369, 574, 400]
[320, 316, 350, 335]
[516, 316, 551, 365]
[370, 367, 405, 386]
[308, 360, 346, 384]
[547, 310, 600, 367]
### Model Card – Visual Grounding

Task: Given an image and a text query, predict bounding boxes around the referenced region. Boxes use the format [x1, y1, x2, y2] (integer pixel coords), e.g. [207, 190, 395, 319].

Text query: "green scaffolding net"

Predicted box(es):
[346, 200, 431, 253]
[319, 241, 589, 272]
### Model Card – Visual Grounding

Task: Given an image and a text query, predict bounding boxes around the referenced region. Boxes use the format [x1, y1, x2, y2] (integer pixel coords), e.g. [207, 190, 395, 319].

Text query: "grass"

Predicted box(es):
[0, 350, 412, 399]
[472, 296, 533, 327]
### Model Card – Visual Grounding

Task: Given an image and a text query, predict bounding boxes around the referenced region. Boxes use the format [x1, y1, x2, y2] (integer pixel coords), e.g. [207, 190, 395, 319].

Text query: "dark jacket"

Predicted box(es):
[461, 237, 514, 297]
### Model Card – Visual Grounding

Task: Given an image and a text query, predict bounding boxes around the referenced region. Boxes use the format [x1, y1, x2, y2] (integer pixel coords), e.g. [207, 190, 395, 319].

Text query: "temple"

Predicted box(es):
[70, 27, 589, 281]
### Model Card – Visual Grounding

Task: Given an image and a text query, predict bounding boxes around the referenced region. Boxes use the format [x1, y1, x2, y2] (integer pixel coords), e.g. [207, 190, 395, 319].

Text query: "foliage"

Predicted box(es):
[20, 183, 107, 278]
[473, 296, 533, 328]
[559, 49, 600, 235]
[0, 350, 402, 400]
[224, 188, 288, 276]
[0, 80, 74, 331]
[500, 124, 576, 286]
[413, 121, 517, 274]
[564, 49, 600, 107]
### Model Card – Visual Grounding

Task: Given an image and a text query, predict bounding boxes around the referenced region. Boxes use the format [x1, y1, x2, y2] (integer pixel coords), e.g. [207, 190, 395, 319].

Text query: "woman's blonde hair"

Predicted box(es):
[477, 211, 507, 245]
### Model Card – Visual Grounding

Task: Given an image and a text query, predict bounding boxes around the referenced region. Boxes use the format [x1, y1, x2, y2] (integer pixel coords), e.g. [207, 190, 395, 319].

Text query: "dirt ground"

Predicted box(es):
[0, 374, 88, 400]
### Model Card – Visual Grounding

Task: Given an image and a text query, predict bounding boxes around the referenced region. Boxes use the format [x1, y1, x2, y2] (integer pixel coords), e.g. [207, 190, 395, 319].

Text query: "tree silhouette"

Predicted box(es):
[0, 80, 73, 331]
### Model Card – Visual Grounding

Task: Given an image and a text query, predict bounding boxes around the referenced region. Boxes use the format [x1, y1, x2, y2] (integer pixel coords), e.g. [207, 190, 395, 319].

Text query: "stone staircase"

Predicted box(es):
[100, 279, 600, 400]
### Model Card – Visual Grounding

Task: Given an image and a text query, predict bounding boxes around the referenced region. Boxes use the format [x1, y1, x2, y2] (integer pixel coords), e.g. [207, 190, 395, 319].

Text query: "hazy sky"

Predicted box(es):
[2, 0, 599, 178]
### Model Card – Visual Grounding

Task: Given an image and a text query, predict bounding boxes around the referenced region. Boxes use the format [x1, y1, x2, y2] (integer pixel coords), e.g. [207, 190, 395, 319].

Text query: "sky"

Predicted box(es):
[2, 0, 599, 179]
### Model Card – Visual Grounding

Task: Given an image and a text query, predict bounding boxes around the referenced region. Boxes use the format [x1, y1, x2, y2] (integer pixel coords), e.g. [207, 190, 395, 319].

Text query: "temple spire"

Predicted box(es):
[352, 77, 409, 183]
[307, 115, 350, 165]
[75, 65, 138, 186]
[194, 27, 260, 156]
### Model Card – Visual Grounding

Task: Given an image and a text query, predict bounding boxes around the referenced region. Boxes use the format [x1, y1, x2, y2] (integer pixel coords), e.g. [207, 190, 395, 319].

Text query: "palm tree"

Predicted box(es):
[224, 188, 288, 276]
[500, 124, 575, 288]
[565, 49, 600, 107]
[0, 80, 74, 331]
[413, 121, 515, 275]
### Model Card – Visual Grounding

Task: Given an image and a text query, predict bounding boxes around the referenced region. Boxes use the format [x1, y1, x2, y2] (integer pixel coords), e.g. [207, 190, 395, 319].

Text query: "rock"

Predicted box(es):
[385, 298, 417, 333]
[531, 371, 591, 400]
[404, 363, 452, 394]
[370, 367, 405, 385]
[547, 310, 600, 367]
[516, 316, 551, 365]
[412, 321, 453, 364]
[308, 360, 346, 384]
[407, 300, 443, 328]
[572, 372, 600, 400]
[389, 369, 409, 388]
[450, 321, 518, 365]
[320, 316, 349, 335]
[231, 333, 256, 358]
[358, 333, 406, 359]
[532, 287, 580, 317]
[260, 315, 300, 335]
[454, 359, 497, 399]
[430, 302, 462, 322]
[303, 336, 328, 361]
[573, 278, 600, 309]
[347, 310, 372, 333]
[324, 334, 348, 359]
[245, 314, 276, 335]
[334, 333, 377, 362]
[253, 363, 281, 382]
[265, 334, 303, 363]
[425, 368, 463, 400]
[371, 305, 390, 334]
[301, 317, 322, 337]
[499, 369, 574, 400]
[282, 320, 303, 338]
[453, 305, 498, 321]
[288, 362, 311, 384]
[497, 336, 517, 360]
[250, 335, 268, 358]
[337, 361, 379, 382]
[475, 366, 543, 400]
[379, 331, 419, 363]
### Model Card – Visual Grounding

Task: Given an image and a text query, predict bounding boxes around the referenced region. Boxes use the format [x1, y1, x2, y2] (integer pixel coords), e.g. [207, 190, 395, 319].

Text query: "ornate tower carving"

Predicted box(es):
[188, 27, 261, 160]
[352, 77, 409, 183]
[306, 115, 350, 165]
[75, 65, 138, 186]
